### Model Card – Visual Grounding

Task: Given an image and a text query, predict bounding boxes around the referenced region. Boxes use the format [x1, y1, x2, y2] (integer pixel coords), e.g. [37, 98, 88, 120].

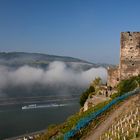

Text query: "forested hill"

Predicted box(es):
[0, 52, 94, 67]
[0, 52, 113, 68]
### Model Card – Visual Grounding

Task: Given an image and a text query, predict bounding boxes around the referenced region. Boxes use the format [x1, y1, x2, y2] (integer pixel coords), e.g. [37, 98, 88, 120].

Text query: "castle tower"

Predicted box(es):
[107, 32, 140, 87]
[120, 32, 140, 80]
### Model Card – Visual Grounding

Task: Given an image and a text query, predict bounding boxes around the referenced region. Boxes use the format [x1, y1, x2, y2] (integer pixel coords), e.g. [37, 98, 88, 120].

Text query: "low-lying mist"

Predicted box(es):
[0, 61, 107, 97]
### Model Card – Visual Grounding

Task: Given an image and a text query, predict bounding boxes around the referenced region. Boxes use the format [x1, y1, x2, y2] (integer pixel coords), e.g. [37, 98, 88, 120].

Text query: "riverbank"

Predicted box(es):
[4, 129, 45, 140]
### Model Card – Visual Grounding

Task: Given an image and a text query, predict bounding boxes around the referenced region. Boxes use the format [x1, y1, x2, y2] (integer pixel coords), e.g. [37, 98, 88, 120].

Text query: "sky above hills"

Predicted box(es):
[0, 0, 140, 64]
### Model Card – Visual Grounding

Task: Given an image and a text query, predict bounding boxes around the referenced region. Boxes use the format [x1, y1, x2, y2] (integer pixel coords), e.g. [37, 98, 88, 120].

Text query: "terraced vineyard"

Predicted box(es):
[84, 94, 140, 140]
[100, 95, 140, 140]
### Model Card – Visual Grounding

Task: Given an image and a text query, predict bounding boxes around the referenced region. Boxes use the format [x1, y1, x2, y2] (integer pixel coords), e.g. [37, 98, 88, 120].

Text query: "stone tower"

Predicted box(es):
[107, 32, 140, 87]
[120, 32, 140, 80]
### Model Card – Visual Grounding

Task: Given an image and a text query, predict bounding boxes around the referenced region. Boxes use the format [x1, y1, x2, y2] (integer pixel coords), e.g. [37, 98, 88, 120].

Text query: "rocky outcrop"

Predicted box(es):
[83, 95, 110, 112]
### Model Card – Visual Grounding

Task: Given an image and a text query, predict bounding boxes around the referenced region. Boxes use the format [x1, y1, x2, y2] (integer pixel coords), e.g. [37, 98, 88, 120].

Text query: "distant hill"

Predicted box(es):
[0, 52, 110, 98]
[0, 52, 89, 63]
[0, 52, 113, 70]
[0, 52, 96, 67]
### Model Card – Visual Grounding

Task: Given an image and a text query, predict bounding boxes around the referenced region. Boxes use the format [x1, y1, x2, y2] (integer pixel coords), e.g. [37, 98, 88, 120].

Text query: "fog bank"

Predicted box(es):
[0, 61, 107, 96]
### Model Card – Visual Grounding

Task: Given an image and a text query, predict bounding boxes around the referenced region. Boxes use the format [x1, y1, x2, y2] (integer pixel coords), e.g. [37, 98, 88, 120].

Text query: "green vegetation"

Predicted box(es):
[79, 85, 95, 107]
[91, 77, 102, 93]
[79, 77, 102, 107]
[36, 100, 110, 140]
[36, 75, 140, 140]
[111, 75, 140, 99]
[118, 75, 140, 93]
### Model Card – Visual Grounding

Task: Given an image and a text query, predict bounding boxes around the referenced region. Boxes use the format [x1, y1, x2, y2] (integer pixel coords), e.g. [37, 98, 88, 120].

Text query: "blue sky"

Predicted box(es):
[0, 0, 140, 64]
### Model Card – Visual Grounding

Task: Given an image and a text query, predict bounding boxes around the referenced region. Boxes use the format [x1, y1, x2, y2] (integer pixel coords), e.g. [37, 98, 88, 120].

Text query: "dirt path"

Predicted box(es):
[84, 95, 138, 140]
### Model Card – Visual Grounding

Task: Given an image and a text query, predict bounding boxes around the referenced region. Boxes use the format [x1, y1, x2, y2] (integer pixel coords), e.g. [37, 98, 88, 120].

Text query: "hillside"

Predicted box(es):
[7, 75, 140, 140]
[14, 89, 140, 140]
[30, 76, 140, 140]
[0, 52, 94, 68]
[84, 94, 140, 140]
[0, 52, 114, 70]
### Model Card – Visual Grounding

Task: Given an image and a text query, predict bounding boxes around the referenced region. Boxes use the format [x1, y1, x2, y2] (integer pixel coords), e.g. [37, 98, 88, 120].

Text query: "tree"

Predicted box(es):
[91, 77, 102, 93]
[117, 75, 140, 95]
[79, 85, 95, 107]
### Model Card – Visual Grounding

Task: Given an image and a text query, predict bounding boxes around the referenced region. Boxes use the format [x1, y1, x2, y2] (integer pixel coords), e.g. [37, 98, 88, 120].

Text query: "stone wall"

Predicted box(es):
[120, 32, 140, 80]
[107, 32, 140, 87]
[107, 66, 119, 87]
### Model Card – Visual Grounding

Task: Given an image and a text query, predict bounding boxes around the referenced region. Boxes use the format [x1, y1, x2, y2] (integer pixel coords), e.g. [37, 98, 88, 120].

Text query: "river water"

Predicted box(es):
[0, 100, 79, 139]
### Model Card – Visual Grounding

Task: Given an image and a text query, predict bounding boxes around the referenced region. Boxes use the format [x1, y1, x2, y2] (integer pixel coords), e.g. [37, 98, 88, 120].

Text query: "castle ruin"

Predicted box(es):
[107, 32, 140, 87]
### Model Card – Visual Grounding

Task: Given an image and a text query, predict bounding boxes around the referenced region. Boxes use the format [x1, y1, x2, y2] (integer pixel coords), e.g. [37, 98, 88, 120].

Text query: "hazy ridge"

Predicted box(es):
[0, 52, 107, 101]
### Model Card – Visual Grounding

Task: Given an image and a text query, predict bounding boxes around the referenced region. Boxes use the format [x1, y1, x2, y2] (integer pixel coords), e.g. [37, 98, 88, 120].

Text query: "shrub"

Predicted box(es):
[37, 75, 140, 140]
[79, 85, 95, 107]
[117, 75, 140, 95]
[110, 92, 120, 99]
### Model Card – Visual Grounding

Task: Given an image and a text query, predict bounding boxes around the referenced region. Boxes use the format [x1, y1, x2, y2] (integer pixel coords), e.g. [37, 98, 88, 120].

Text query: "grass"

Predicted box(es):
[36, 75, 140, 140]
[36, 100, 111, 140]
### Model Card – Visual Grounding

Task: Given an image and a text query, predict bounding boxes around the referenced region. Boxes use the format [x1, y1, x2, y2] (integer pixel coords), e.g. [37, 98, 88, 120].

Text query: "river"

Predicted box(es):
[0, 99, 80, 140]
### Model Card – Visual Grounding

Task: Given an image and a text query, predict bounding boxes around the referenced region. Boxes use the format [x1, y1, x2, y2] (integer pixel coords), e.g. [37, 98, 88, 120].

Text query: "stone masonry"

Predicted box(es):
[107, 32, 140, 87]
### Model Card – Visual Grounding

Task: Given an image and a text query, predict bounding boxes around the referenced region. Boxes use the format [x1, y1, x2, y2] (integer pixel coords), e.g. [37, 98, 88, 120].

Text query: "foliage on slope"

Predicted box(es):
[79, 85, 95, 107]
[79, 77, 102, 107]
[111, 75, 140, 99]
[36, 75, 140, 140]
[36, 100, 110, 140]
